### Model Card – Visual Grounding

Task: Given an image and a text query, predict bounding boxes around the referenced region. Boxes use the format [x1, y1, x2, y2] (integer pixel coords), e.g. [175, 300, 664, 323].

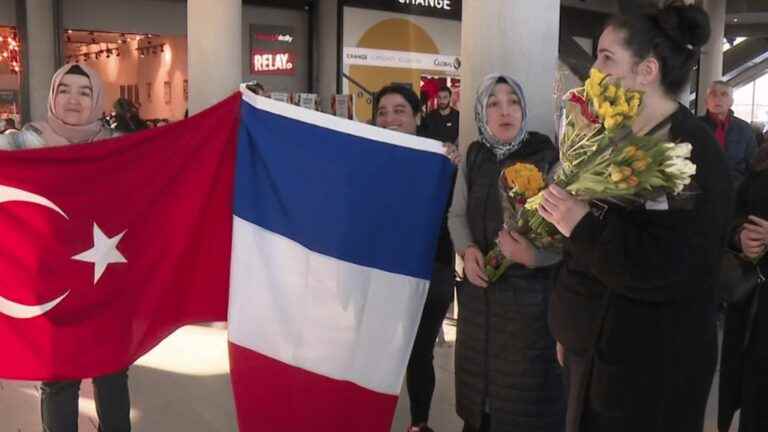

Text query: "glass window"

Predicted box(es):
[0, 26, 22, 128]
[733, 81, 754, 122]
[753, 72, 768, 124]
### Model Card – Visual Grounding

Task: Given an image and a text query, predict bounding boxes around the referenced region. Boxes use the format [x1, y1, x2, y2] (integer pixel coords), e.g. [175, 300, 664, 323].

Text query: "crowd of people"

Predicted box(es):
[383, 3, 768, 432]
[2, 2, 768, 432]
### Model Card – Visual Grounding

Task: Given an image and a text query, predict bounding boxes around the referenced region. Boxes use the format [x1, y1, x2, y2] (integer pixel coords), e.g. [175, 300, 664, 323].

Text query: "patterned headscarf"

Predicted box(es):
[474, 74, 528, 160]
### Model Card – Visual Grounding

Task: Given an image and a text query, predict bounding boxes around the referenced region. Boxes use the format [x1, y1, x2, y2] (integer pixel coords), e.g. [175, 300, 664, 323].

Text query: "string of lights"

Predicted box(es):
[64, 29, 165, 64]
[0, 30, 21, 74]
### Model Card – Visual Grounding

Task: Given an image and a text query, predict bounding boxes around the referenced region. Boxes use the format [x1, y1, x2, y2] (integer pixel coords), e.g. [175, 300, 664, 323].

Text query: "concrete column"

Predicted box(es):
[696, 0, 726, 115]
[315, 0, 338, 113]
[458, 0, 561, 151]
[187, 0, 242, 114]
[25, 0, 56, 123]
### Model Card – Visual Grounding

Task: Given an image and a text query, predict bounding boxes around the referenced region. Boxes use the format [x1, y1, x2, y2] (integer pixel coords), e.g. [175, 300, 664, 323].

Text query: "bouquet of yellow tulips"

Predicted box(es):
[483, 163, 547, 282]
[519, 68, 697, 249]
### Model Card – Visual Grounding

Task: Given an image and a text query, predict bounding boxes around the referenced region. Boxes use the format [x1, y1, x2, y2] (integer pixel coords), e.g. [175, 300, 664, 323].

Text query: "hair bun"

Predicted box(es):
[656, 4, 711, 49]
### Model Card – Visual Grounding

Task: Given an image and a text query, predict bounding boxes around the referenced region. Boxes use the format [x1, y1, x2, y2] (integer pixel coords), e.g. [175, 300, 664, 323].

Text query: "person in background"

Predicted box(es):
[374, 84, 458, 432]
[422, 85, 460, 147]
[2, 117, 19, 134]
[699, 80, 757, 188]
[448, 74, 564, 432]
[719, 143, 768, 432]
[0, 63, 131, 432]
[245, 81, 267, 97]
[113, 97, 147, 133]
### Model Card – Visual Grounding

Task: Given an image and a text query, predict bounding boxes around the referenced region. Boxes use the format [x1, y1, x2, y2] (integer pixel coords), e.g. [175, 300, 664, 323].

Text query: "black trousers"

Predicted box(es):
[41, 369, 131, 432]
[462, 413, 490, 432]
[406, 262, 455, 425]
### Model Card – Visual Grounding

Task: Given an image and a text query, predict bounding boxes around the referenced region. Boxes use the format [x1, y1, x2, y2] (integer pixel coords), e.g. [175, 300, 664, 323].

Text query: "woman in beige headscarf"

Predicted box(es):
[4, 63, 116, 150]
[4, 63, 130, 432]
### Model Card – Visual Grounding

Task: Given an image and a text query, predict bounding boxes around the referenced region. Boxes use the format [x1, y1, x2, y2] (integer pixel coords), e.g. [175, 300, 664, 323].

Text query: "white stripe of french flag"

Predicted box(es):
[227, 89, 455, 431]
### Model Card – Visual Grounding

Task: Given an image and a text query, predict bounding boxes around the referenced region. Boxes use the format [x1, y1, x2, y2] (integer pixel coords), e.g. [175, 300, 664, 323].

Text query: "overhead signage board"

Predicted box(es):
[344, 0, 462, 21]
[250, 24, 296, 76]
[343, 47, 461, 74]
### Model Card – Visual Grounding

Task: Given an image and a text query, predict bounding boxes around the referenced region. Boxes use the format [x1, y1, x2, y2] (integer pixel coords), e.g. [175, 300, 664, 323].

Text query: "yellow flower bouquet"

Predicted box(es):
[521, 68, 697, 249]
[483, 163, 547, 282]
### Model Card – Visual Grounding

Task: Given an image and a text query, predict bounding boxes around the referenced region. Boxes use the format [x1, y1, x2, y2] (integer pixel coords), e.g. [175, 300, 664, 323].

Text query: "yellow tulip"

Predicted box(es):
[600, 101, 614, 115]
[589, 68, 607, 84]
[605, 115, 623, 130]
[592, 97, 603, 112]
[614, 99, 630, 115]
[632, 159, 649, 172]
[627, 91, 642, 102]
[609, 165, 625, 182]
[621, 146, 638, 158]
[588, 82, 602, 99]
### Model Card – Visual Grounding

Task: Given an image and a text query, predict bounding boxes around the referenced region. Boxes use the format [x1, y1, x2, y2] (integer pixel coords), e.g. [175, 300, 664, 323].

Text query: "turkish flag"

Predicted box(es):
[0, 94, 238, 380]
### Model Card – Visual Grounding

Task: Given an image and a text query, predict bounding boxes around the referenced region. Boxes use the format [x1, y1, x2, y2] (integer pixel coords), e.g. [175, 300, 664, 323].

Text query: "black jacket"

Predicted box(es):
[456, 133, 565, 432]
[434, 173, 456, 269]
[549, 105, 733, 431]
[719, 166, 768, 432]
[421, 108, 460, 144]
[698, 111, 757, 187]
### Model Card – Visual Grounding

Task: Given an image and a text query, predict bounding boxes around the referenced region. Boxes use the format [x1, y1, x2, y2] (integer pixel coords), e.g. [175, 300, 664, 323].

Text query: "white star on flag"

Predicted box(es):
[72, 223, 127, 284]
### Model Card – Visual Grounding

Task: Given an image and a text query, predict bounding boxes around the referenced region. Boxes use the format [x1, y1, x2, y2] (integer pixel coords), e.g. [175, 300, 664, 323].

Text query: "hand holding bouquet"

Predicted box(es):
[483, 162, 547, 282]
[523, 68, 696, 247]
[482, 68, 697, 282]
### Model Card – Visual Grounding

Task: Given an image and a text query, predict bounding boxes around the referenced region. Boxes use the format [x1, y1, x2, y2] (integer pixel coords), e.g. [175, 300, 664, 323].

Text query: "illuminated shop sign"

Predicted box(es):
[344, 0, 462, 20]
[252, 50, 296, 75]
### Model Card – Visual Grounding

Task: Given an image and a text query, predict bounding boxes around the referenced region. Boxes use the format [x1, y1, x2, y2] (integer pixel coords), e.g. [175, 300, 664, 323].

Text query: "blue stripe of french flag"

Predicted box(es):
[228, 88, 455, 431]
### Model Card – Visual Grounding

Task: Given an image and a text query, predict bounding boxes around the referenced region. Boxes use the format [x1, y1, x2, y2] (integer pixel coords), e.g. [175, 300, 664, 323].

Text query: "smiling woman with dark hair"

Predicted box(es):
[374, 84, 459, 432]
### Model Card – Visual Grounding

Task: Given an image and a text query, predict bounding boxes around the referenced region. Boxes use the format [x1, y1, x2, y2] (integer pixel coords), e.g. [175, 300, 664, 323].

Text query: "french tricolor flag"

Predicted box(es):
[228, 90, 455, 431]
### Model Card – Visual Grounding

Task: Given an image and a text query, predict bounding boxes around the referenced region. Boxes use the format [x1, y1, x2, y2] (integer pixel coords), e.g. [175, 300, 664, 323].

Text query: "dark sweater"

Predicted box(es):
[434, 174, 455, 269]
[422, 108, 460, 144]
[549, 105, 733, 431]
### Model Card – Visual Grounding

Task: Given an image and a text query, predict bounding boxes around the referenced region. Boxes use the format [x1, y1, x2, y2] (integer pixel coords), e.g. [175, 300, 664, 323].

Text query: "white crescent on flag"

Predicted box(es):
[0, 185, 71, 319]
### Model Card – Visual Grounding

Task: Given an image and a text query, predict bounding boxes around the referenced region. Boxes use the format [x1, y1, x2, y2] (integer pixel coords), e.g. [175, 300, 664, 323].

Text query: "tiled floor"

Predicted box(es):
[1, 320, 738, 432]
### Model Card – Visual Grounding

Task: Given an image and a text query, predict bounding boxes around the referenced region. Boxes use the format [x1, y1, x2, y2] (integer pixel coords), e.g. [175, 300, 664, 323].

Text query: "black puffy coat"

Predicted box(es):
[455, 134, 565, 432]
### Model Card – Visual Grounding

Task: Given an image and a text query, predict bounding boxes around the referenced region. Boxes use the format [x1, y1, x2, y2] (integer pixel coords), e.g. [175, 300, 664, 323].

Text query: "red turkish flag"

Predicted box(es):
[0, 94, 239, 380]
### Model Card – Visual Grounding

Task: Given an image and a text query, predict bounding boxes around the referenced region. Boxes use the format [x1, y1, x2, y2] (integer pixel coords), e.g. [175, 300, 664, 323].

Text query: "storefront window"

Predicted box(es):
[64, 29, 188, 127]
[0, 26, 21, 131]
[341, 3, 462, 123]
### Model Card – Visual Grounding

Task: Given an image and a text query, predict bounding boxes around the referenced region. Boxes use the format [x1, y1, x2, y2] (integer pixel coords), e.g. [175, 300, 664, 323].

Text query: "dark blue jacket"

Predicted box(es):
[699, 111, 757, 187]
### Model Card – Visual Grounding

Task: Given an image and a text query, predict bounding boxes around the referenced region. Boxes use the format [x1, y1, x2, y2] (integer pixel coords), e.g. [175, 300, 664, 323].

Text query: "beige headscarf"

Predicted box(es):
[28, 63, 110, 146]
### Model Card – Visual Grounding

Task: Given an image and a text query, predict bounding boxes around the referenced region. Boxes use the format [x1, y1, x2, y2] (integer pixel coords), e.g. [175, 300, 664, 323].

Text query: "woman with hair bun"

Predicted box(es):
[539, 3, 733, 431]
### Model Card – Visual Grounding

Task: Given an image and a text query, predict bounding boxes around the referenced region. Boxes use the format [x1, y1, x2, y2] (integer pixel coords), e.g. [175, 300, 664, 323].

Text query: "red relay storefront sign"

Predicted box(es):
[251, 50, 296, 75]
